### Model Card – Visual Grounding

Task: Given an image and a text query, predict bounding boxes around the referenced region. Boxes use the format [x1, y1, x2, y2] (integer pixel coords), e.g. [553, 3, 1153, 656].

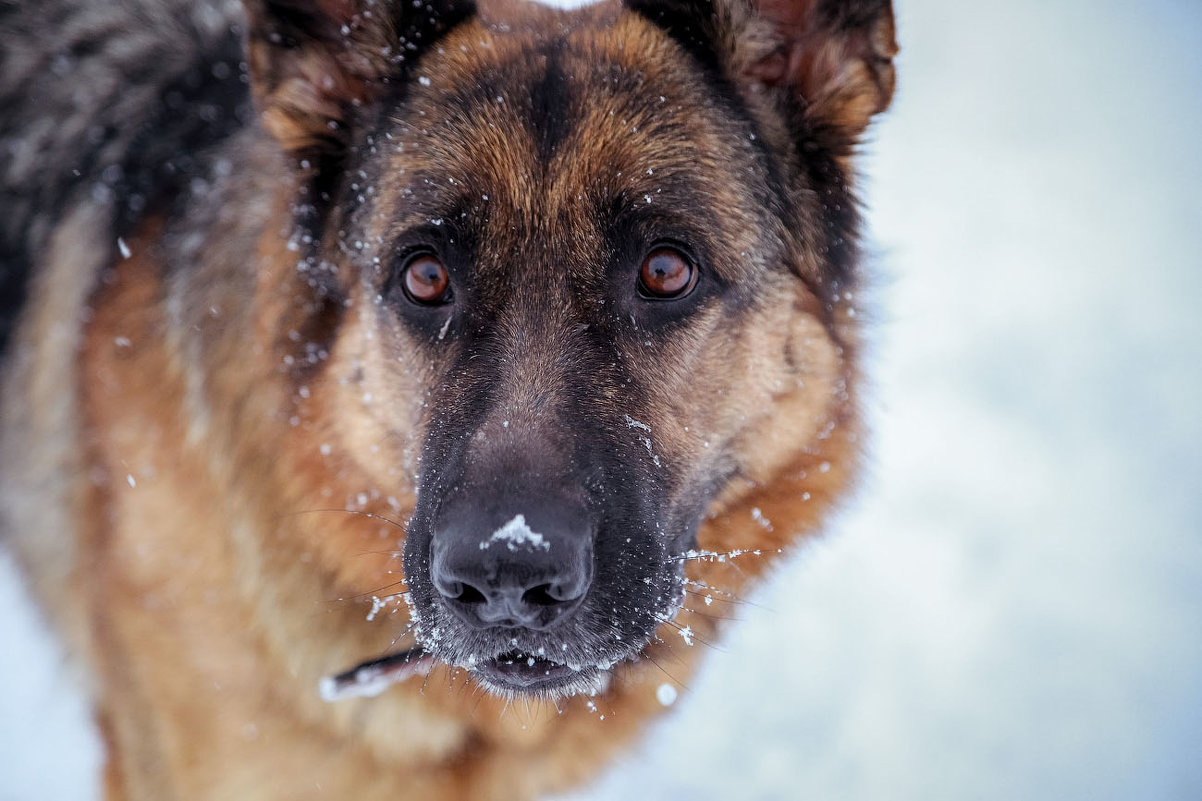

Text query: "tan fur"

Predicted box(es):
[2, 0, 891, 797]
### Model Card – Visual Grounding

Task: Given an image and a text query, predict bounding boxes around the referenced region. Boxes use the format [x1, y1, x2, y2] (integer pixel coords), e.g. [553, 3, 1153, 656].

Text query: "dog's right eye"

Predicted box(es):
[637, 246, 697, 300]
[401, 254, 452, 305]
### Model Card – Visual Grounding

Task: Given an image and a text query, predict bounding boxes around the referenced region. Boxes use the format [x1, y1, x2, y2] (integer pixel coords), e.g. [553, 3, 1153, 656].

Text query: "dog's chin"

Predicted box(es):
[467, 651, 611, 699]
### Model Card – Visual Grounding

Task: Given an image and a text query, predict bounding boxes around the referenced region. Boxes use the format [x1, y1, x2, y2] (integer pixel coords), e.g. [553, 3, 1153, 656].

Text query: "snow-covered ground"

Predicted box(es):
[3, 0, 1200, 799]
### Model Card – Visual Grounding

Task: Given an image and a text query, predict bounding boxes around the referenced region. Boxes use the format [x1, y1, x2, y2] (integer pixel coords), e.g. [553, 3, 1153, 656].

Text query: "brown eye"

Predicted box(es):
[402, 254, 451, 305]
[638, 247, 696, 299]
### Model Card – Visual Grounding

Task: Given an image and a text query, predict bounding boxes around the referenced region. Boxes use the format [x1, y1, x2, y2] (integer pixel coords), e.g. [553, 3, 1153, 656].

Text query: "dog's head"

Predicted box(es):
[243, 0, 895, 698]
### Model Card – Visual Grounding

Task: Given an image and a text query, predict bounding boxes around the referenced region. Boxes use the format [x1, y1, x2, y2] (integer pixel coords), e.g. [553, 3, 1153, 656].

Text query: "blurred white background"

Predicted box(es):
[3, 0, 1200, 799]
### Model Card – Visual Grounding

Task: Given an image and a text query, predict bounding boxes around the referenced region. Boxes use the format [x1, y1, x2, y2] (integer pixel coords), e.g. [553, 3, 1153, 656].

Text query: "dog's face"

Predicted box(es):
[244, 0, 895, 698]
[381, 16, 831, 696]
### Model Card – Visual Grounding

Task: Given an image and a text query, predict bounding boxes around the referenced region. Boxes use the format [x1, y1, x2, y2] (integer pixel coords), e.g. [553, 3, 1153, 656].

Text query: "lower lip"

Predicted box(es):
[478, 652, 580, 689]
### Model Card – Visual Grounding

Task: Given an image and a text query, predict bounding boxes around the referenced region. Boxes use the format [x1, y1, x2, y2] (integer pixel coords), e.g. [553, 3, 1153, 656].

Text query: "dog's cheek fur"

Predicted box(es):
[618, 269, 852, 527]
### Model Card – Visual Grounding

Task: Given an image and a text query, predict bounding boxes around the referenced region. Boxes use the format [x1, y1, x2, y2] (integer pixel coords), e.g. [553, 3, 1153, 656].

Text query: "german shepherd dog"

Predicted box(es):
[0, 0, 895, 796]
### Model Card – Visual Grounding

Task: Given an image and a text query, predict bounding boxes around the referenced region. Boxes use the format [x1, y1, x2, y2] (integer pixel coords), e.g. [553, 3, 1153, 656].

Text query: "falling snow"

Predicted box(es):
[2, 2, 1201, 800]
[656, 683, 677, 707]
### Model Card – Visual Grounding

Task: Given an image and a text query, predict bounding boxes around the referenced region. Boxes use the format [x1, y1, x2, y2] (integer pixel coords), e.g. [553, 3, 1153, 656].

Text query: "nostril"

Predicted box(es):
[521, 584, 560, 607]
[432, 573, 488, 605]
[545, 582, 581, 603]
[431, 574, 463, 600]
[456, 583, 486, 604]
[559, 570, 595, 600]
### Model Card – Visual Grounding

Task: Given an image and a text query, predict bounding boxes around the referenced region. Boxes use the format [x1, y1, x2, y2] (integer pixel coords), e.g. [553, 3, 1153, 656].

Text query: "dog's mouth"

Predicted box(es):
[478, 650, 575, 686]
[320, 646, 607, 701]
[319, 558, 689, 702]
[470, 650, 607, 696]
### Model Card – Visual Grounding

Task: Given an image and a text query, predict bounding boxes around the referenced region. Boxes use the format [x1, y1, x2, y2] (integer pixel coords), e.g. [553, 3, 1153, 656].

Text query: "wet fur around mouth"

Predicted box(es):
[0, 0, 896, 798]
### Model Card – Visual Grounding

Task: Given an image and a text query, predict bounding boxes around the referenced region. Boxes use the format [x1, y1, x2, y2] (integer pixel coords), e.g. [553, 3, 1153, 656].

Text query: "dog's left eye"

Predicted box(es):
[637, 247, 697, 299]
[401, 254, 452, 305]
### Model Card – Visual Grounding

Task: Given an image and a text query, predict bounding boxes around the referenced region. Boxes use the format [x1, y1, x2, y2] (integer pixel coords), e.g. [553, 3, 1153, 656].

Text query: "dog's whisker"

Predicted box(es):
[330, 579, 410, 603]
[681, 580, 765, 609]
[681, 588, 744, 611]
[681, 578, 742, 597]
[286, 508, 410, 531]
[369, 590, 413, 604]
[647, 636, 691, 668]
[668, 547, 765, 564]
[679, 604, 739, 623]
[641, 653, 690, 693]
[418, 666, 434, 696]
[384, 621, 419, 653]
[655, 616, 722, 652]
[468, 684, 488, 717]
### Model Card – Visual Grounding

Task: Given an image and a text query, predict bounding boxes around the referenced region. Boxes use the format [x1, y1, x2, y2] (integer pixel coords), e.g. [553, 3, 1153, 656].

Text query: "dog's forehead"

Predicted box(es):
[368, 7, 772, 281]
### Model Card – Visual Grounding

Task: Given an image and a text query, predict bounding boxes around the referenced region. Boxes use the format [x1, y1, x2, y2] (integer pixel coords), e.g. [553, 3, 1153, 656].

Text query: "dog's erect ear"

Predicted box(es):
[744, 0, 896, 140]
[242, 0, 474, 154]
[631, 0, 896, 145]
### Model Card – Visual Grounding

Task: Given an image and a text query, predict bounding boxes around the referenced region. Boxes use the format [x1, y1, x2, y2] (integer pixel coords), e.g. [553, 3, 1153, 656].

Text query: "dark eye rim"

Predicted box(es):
[635, 242, 700, 301]
[398, 250, 453, 306]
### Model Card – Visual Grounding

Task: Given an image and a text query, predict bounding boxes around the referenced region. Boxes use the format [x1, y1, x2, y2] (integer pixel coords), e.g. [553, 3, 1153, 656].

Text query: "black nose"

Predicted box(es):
[430, 502, 593, 631]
